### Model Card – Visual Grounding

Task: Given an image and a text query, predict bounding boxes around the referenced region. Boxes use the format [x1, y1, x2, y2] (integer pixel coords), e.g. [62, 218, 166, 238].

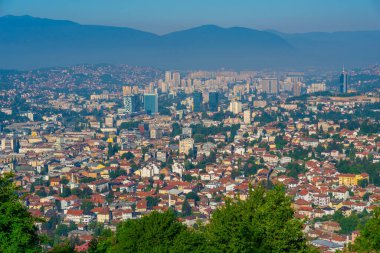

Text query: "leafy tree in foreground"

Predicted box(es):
[93, 185, 316, 253]
[206, 185, 317, 253]
[48, 242, 74, 253]
[170, 230, 209, 253]
[88, 227, 113, 253]
[352, 207, 380, 253]
[110, 211, 186, 253]
[0, 173, 42, 252]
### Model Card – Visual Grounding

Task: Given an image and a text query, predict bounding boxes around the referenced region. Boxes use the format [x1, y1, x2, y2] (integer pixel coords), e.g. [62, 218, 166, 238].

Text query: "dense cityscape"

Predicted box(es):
[0, 64, 379, 252]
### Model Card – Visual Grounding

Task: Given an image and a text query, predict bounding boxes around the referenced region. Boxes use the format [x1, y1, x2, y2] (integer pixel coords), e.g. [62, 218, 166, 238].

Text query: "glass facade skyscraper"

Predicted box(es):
[144, 93, 158, 115]
[340, 69, 348, 94]
[208, 92, 219, 112]
[193, 91, 203, 112]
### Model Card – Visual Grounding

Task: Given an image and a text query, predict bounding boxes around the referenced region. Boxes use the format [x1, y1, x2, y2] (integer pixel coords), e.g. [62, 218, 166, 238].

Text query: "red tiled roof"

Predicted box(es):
[67, 209, 84, 216]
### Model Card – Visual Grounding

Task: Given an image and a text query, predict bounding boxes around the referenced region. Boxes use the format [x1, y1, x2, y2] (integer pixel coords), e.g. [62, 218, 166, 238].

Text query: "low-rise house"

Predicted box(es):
[66, 209, 94, 224]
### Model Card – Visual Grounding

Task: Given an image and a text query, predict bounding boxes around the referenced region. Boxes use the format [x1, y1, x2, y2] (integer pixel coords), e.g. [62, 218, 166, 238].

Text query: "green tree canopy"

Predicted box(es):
[170, 230, 209, 253]
[121, 151, 135, 160]
[182, 200, 192, 217]
[146, 196, 160, 210]
[91, 185, 317, 253]
[206, 185, 317, 253]
[110, 211, 186, 253]
[0, 173, 42, 252]
[352, 207, 380, 253]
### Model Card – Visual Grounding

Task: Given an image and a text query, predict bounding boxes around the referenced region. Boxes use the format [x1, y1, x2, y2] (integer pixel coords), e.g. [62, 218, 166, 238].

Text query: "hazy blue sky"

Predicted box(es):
[1, 0, 380, 34]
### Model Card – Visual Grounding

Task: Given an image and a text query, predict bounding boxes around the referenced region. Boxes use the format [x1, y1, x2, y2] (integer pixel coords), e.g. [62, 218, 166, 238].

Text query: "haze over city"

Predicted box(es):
[3, 0, 380, 34]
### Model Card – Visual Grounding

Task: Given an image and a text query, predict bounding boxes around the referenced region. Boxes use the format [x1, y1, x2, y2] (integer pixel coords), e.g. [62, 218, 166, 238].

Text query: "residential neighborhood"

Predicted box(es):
[1, 65, 380, 252]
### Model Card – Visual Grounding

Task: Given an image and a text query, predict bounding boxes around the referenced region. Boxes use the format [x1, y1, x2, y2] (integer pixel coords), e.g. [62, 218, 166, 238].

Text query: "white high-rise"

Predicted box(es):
[229, 101, 243, 114]
[172, 72, 181, 87]
[165, 71, 172, 83]
[261, 78, 279, 94]
[244, 109, 251, 124]
[307, 83, 326, 94]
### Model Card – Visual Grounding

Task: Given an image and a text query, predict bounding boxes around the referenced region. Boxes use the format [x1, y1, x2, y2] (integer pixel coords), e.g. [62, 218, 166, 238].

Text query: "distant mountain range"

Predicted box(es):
[1, 15, 380, 70]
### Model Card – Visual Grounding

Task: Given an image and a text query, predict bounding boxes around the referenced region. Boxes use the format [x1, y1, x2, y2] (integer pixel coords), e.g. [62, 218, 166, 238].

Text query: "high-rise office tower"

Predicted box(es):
[193, 91, 203, 112]
[124, 96, 133, 113]
[122, 86, 132, 96]
[261, 78, 279, 94]
[172, 72, 181, 87]
[208, 92, 219, 112]
[340, 68, 348, 94]
[244, 109, 251, 125]
[287, 73, 304, 84]
[165, 71, 172, 84]
[144, 93, 158, 115]
[124, 94, 141, 113]
[160, 81, 169, 93]
[229, 101, 243, 114]
[293, 82, 302, 96]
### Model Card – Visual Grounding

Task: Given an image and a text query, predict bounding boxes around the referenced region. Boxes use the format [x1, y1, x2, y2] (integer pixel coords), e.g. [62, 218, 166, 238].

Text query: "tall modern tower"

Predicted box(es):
[124, 94, 141, 113]
[144, 93, 158, 115]
[193, 91, 203, 112]
[340, 68, 348, 94]
[122, 86, 132, 96]
[208, 92, 219, 112]
[261, 78, 279, 94]
[124, 96, 133, 113]
[165, 71, 172, 83]
[229, 100, 243, 114]
[172, 72, 181, 87]
[293, 82, 302, 96]
[244, 109, 251, 125]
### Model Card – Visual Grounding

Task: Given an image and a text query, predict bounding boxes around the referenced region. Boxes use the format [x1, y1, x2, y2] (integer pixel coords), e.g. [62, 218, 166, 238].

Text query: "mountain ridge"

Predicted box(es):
[1, 15, 380, 70]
